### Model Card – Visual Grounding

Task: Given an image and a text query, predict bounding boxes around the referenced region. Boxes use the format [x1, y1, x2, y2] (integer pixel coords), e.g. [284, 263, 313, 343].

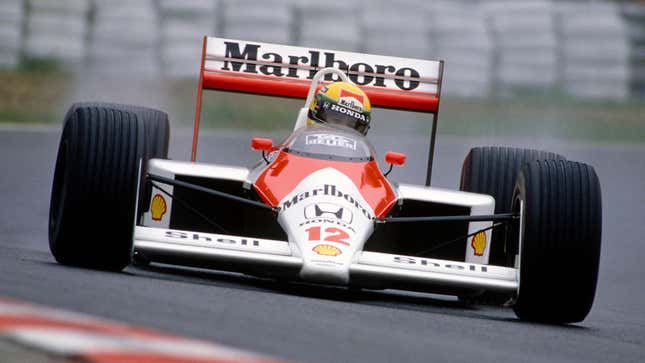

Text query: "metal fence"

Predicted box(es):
[1, 0, 643, 99]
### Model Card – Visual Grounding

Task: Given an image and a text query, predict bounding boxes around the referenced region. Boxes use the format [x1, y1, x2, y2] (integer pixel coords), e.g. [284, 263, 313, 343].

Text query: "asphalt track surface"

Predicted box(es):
[1, 125, 644, 362]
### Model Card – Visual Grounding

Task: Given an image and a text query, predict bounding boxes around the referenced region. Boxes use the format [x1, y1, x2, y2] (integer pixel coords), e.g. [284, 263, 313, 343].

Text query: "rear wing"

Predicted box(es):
[193, 36, 444, 185]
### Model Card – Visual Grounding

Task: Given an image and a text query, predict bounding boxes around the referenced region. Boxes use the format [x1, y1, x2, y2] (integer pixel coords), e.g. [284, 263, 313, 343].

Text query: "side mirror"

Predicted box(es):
[251, 137, 273, 151]
[384, 151, 406, 177]
[385, 151, 406, 166]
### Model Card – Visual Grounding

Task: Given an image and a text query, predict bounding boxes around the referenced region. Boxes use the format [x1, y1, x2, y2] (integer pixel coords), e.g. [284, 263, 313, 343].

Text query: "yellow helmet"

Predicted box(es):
[307, 82, 372, 135]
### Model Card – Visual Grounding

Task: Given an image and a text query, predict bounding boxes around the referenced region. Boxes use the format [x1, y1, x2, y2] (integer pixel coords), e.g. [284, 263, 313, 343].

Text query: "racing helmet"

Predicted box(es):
[307, 82, 371, 135]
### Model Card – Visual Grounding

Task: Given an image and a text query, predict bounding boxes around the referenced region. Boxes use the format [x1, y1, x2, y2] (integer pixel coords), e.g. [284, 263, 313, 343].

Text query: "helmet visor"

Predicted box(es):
[313, 101, 370, 135]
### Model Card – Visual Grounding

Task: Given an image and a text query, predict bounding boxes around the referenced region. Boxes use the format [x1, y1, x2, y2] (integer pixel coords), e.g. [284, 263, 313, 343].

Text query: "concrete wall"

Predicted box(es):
[622, 1, 645, 97]
[0, 0, 24, 68]
[1, 0, 643, 99]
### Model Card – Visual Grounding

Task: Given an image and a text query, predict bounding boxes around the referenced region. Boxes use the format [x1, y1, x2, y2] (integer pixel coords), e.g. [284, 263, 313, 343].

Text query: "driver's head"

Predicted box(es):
[307, 81, 371, 135]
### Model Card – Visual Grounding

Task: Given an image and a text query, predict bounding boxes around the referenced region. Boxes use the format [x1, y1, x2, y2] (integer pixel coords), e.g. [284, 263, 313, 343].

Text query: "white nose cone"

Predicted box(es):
[277, 168, 374, 285]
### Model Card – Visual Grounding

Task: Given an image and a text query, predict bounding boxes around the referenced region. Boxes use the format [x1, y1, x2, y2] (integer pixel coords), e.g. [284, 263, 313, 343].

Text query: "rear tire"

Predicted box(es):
[512, 160, 602, 323]
[49, 103, 169, 271]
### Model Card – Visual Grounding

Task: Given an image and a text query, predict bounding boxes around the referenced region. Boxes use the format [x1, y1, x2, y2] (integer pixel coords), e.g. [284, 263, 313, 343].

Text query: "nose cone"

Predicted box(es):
[275, 168, 375, 285]
[292, 220, 372, 285]
[300, 259, 350, 285]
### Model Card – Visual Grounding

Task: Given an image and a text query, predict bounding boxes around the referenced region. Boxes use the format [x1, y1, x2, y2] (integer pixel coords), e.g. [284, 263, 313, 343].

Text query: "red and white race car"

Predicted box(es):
[49, 37, 602, 324]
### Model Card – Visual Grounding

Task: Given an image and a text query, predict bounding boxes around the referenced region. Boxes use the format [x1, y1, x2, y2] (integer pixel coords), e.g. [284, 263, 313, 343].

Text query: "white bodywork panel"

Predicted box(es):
[135, 159, 510, 295]
[133, 226, 518, 293]
[136, 226, 292, 256]
[277, 167, 375, 284]
[396, 184, 495, 264]
[141, 159, 250, 229]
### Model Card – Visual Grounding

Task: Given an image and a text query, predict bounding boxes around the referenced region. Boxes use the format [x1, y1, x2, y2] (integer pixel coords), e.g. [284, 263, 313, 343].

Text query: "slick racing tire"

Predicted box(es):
[49, 103, 169, 271]
[460, 147, 565, 267]
[459, 147, 565, 305]
[512, 160, 601, 324]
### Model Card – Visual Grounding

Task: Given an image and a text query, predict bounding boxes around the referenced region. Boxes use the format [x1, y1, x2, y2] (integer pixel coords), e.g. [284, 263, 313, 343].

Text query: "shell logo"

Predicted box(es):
[471, 231, 487, 256]
[312, 244, 342, 257]
[150, 194, 167, 221]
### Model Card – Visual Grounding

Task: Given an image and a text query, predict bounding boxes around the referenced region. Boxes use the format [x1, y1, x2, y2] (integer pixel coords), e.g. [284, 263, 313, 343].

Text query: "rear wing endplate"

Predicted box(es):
[193, 37, 444, 185]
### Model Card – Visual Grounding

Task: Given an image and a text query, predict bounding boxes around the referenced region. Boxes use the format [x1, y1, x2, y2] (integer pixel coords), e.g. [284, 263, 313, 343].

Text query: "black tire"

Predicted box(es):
[131, 250, 151, 267]
[460, 147, 566, 266]
[512, 160, 602, 324]
[459, 147, 566, 305]
[49, 102, 169, 271]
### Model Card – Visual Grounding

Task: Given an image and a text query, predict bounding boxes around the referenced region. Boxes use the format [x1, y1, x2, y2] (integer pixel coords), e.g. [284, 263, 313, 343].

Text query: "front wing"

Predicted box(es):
[133, 226, 518, 295]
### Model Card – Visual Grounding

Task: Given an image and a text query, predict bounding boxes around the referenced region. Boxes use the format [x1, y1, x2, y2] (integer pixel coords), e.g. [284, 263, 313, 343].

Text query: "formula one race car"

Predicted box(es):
[48, 37, 602, 324]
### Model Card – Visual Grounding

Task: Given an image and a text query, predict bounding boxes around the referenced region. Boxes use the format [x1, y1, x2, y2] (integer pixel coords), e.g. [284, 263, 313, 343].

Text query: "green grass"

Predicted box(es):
[437, 96, 645, 143]
[168, 79, 301, 130]
[0, 67, 72, 124]
[1, 70, 643, 144]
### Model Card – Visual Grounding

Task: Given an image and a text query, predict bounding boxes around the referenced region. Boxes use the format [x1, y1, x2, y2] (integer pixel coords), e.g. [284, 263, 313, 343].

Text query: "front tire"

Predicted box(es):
[512, 159, 602, 323]
[49, 103, 169, 271]
[459, 147, 565, 305]
[460, 146, 566, 266]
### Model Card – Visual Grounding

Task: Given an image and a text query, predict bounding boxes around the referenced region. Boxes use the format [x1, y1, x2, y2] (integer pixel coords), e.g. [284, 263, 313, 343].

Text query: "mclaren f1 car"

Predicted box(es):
[48, 37, 602, 324]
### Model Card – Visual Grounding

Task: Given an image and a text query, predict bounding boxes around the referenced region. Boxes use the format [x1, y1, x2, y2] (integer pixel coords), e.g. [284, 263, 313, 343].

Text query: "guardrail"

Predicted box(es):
[1, 0, 643, 99]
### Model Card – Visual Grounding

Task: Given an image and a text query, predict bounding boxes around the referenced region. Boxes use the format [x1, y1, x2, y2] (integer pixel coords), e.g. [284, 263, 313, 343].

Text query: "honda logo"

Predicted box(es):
[304, 203, 353, 224]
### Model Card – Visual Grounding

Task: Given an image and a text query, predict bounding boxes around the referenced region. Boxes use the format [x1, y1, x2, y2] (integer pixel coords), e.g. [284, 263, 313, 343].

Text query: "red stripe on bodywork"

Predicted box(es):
[254, 151, 396, 218]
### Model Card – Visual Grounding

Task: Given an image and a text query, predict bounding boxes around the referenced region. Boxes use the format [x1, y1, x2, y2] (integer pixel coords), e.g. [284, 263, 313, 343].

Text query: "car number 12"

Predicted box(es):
[305, 226, 350, 246]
